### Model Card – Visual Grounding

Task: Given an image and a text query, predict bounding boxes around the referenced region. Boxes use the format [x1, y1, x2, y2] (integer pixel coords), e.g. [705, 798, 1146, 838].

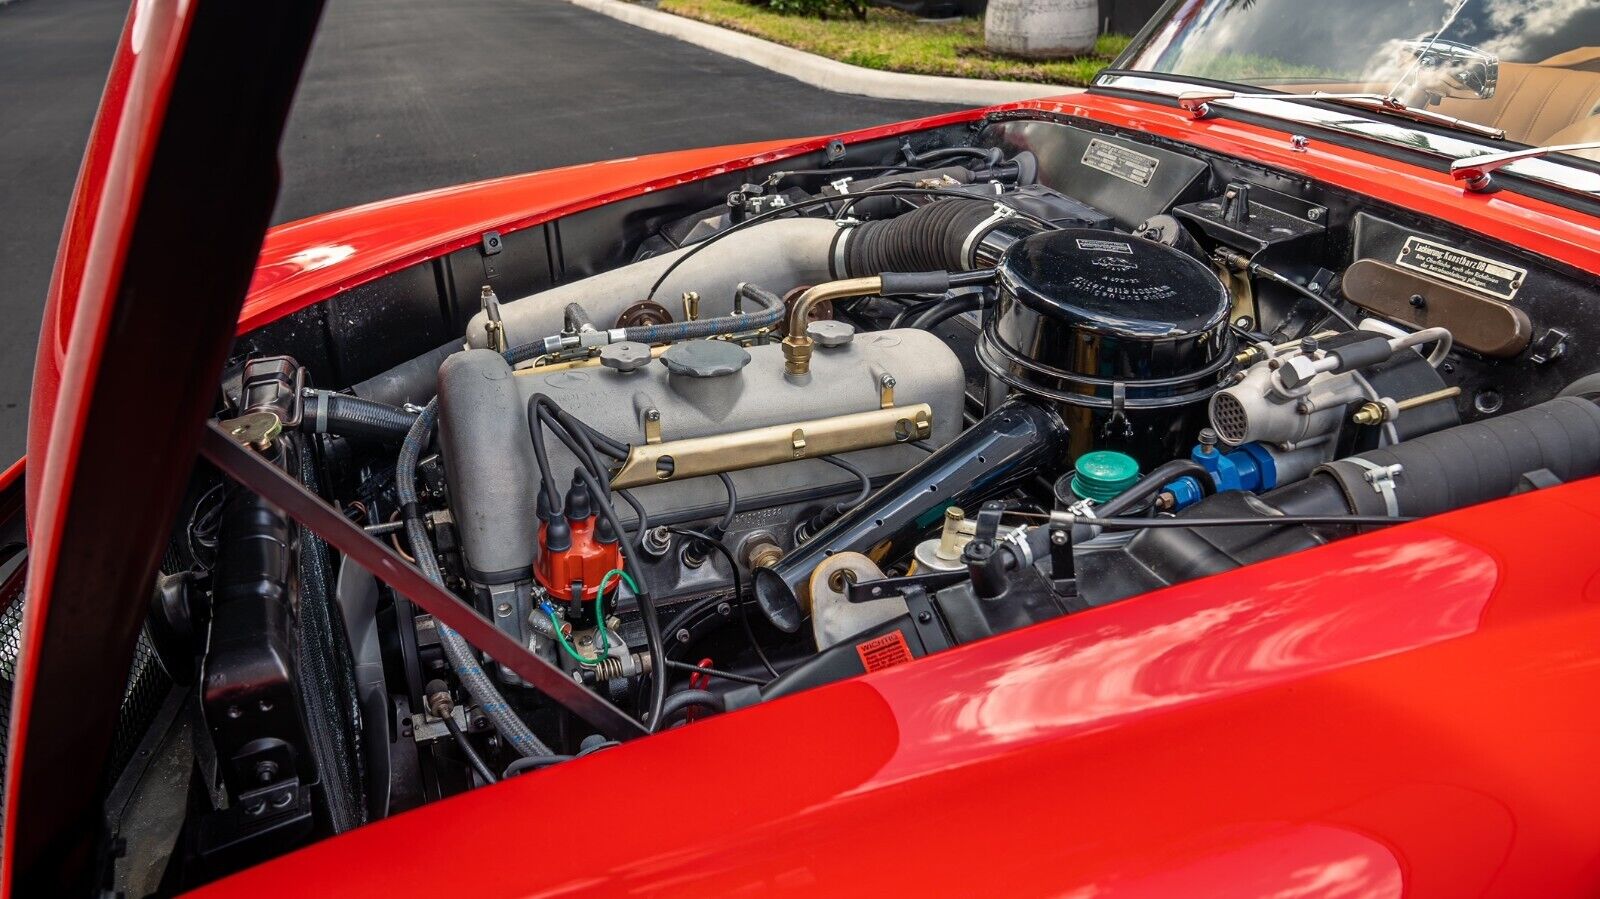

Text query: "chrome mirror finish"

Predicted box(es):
[1396, 38, 1498, 105]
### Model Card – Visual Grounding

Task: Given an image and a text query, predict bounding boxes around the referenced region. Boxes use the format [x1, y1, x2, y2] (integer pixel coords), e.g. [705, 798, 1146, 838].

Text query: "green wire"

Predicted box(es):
[552, 570, 638, 666]
[548, 609, 603, 666]
[597, 568, 638, 597]
[594, 569, 638, 654]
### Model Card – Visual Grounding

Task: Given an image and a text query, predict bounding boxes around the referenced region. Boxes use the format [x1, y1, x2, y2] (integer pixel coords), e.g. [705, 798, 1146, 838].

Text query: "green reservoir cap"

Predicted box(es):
[1070, 451, 1140, 502]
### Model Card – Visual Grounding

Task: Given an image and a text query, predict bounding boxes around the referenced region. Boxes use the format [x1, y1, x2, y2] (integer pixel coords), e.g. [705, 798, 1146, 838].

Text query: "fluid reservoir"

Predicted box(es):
[976, 229, 1233, 467]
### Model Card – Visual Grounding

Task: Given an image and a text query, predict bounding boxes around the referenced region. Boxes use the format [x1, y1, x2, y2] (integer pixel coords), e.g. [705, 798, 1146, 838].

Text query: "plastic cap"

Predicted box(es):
[806, 319, 856, 348]
[1070, 450, 1141, 502]
[660, 340, 750, 378]
[600, 340, 653, 373]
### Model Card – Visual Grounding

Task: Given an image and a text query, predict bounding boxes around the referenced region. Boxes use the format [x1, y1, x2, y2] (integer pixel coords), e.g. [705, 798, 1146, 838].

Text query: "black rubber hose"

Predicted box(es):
[302, 390, 418, 443]
[906, 291, 983, 330]
[657, 689, 724, 727]
[901, 144, 998, 166]
[1088, 458, 1217, 518]
[841, 198, 997, 277]
[1318, 396, 1600, 518]
[443, 715, 497, 785]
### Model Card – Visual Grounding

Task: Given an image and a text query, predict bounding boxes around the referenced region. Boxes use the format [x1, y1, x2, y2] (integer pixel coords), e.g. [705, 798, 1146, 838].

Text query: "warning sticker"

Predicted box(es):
[1395, 236, 1526, 301]
[1081, 138, 1160, 187]
[1076, 238, 1134, 255]
[856, 631, 914, 673]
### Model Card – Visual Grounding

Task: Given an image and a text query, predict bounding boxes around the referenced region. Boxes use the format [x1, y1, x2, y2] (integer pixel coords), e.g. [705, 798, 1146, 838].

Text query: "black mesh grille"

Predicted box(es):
[0, 573, 173, 843]
[109, 628, 173, 776]
[0, 593, 24, 809]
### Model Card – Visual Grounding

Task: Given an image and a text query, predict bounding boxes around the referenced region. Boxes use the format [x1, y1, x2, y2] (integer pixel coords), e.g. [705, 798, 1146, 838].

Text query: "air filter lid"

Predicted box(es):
[998, 229, 1229, 339]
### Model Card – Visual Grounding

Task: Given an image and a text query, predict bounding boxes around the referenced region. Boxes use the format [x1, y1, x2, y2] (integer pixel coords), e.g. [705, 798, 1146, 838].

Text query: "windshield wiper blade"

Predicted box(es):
[1177, 90, 1506, 141]
[1450, 142, 1600, 191]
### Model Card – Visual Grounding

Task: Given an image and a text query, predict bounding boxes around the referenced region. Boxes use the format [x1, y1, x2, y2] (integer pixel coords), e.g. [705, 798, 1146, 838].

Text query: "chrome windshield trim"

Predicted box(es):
[1094, 73, 1600, 200]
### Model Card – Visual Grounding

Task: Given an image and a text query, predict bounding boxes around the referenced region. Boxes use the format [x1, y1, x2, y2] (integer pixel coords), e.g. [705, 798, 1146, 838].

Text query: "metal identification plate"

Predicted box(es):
[1081, 138, 1160, 187]
[1075, 238, 1134, 254]
[1395, 236, 1526, 301]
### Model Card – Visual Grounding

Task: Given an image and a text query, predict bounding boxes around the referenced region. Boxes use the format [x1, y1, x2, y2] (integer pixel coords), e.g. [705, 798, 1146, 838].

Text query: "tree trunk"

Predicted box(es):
[984, 0, 1096, 59]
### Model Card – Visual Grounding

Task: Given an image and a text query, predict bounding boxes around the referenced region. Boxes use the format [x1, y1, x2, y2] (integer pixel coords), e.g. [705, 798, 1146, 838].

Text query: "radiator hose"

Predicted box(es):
[302, 389, 418, 443]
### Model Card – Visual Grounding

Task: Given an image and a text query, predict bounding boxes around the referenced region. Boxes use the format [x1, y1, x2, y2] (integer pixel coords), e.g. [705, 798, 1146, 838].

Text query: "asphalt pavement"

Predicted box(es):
[0, 0, 956, 466]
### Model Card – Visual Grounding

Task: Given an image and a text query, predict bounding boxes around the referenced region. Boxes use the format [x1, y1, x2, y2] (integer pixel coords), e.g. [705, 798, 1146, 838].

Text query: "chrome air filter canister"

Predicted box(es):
[976, 229, 1233, 468]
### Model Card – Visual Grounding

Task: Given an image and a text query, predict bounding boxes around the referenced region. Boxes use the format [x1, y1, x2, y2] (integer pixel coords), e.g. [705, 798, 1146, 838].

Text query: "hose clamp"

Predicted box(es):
[1348, 458, 1403, 517]
[961, 202, 1016, 269]
[1001, 527, 1034, 568]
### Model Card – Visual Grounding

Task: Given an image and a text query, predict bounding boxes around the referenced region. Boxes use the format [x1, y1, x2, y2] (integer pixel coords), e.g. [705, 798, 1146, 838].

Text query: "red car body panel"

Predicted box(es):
[13, 1, 1600, 893]
[199, 477, 1600, 897]
[7, 0, 193, 887]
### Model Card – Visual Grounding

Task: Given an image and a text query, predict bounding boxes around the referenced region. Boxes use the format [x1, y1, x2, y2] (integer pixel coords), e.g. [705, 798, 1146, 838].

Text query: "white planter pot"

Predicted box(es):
[984, 0, 1097, 59]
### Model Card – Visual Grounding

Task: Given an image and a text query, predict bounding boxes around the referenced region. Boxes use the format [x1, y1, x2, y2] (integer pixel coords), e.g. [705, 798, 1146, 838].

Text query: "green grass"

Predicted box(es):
[656, 0, 1129, 86]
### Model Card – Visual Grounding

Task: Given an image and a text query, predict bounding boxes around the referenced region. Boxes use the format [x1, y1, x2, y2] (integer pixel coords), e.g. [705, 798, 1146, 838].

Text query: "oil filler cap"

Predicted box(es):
[660, 339, 750, 378]
[1069, 450, 1140, 502]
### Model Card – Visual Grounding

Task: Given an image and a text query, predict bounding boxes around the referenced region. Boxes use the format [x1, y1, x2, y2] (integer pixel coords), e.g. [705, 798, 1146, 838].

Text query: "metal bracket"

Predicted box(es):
[878, 371, 896, 409]
[199, 420, 645, 741]
[216, 410, 283, 451]
[481, 285, 507, 353]
[643, 407, 662, 445]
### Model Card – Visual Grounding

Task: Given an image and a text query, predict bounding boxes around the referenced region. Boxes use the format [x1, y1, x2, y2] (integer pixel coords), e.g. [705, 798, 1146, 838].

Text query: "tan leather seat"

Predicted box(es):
[1435, 60, 1600, 145]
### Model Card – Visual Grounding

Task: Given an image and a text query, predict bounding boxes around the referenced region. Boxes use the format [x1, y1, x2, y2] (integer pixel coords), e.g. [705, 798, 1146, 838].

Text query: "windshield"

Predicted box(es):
[1118, 0, 1600, 159]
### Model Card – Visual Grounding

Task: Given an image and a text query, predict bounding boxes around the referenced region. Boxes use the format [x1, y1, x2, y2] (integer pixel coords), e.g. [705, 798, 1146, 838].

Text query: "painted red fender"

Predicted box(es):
[197, 475, 1600, 897]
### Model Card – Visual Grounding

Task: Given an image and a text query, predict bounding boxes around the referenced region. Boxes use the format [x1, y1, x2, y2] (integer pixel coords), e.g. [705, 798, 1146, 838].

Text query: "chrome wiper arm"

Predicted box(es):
[1450, 142, 1600, 191]
[1176, 90, 1506, 141]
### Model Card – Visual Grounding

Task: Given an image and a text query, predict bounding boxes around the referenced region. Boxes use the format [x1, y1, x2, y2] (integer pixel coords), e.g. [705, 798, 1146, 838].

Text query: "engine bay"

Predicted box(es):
[138, 113, 1600, 884]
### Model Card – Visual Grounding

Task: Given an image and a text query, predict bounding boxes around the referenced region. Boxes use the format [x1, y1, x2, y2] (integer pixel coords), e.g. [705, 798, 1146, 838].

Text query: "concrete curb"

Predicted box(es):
[565, 0, 1075, 105]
